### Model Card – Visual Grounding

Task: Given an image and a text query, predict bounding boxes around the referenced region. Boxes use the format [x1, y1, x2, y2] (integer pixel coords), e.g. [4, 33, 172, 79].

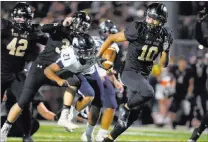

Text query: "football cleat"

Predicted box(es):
[102, 137, 114, 142]
[189, 128, 201, 142]
[57, 109, 79, 131]
[23, 135, 33, 142]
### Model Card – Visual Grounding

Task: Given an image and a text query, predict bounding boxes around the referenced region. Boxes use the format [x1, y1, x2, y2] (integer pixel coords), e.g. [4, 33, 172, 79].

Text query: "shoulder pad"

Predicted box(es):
[163, 27, 173, 42]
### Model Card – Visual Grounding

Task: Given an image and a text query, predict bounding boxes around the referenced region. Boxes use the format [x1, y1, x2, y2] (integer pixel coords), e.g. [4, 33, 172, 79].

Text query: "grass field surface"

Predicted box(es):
[7, 121, 208, 142]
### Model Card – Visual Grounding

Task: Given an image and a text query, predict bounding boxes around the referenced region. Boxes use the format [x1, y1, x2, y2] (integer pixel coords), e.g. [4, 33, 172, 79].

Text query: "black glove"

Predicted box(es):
[198, 7, 208, 22]
[54, 110, 62, 121]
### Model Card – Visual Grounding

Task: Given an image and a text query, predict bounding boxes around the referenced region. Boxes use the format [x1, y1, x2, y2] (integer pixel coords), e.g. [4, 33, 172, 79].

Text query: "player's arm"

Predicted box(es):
[41, 17, 73, 33]
[159, 51, 169, 68]
[37, 102, 55, 121]
[195, 7, 208, 47]
[187, 74, 194, 97]
[97, 31, 126, 57]
[107, 71, 124, 93]
[195, 22, 208, 47]
[44, 63, 67, 86]
[159, 28, 173, 68]
[97, 21, 141, 57]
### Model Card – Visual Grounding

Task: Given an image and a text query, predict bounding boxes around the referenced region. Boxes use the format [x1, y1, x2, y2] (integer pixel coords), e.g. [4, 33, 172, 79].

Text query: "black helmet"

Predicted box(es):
[99, 20, 118, 40]
[11, 2, 34, 30]
[72, 33, 95, 61]
[71, 11, 91, 33]
[145, 3, 168, 32]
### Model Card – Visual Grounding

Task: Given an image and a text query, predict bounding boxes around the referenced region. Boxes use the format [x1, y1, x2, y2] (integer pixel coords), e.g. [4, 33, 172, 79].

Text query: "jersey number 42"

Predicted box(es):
[7, 38, 28, 57]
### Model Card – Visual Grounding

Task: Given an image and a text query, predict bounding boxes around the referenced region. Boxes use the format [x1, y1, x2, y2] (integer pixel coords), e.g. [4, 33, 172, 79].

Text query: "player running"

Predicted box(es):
[97, 3, 173, 141]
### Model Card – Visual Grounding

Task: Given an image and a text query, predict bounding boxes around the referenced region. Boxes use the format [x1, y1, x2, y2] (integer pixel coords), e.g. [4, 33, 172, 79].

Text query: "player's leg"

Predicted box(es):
[1, 61, 46, 141]
[10, 72, 34, 140]
[169, 98, 181, 129]
[104, 71, 154, 141]
[96, 76, 118, 141]
[103, 104, 144, 142]
[1, 73, 15, 102]
[119, 71, 154, 128]
[48, 70, 83, 130]
[188, 112, 208, 142]
[81, 70, 104, 141]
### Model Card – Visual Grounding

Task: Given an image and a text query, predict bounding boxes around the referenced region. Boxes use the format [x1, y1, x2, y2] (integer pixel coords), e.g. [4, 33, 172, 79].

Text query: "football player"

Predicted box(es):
[44, 33, 103, 134]
[81, 20, 124, 142]
[1, 10, 89, 141]
[1, 2, 48, 141]
[97, 3, 173, 141]
[168, 57, 194, 129]
[188, 7, 208, 142]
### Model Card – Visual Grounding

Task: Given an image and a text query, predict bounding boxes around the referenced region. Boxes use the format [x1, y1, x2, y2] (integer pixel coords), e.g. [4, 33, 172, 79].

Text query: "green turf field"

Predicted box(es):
[7, 122, 208, 142]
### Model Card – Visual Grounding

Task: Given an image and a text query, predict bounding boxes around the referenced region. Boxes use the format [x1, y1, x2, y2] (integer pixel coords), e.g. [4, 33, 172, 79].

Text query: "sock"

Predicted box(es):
[1, 120, 13, 135]
[69, 106, 79, 121]
[97, 128, 108, 136]
[96, 128, 108, 140]
[60, 109, 70, 120]
[86, 122, 95, 136]
[63, 104, 71, 110]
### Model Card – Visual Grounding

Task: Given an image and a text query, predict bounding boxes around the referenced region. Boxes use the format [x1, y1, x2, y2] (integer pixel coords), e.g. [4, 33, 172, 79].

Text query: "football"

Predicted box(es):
[101, 47, 117, 70]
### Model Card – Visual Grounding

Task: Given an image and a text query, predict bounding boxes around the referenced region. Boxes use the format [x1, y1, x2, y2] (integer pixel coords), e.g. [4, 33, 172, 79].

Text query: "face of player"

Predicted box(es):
[14, 17, 26, 24]
[178, 59, 187, 71]
[146, 16, 161, 28]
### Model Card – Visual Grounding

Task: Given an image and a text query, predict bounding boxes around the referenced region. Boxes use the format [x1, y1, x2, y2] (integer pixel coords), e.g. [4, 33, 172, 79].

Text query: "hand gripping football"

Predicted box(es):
[101, 47, 117, 70]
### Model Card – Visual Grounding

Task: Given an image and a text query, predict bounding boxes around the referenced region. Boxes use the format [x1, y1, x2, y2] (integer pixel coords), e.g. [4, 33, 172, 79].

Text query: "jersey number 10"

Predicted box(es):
[138, 45, 158, 61]
[7, 38, 28, 57]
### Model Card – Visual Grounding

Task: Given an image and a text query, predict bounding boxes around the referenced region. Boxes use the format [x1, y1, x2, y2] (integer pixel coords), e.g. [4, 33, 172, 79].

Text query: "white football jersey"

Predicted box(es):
[93, 36, 119, 77]
[56, 46, 96, 74]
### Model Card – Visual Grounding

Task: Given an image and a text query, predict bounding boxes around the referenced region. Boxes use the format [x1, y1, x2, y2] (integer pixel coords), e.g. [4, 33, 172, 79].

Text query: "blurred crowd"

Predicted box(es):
[1, 1, 208, 129]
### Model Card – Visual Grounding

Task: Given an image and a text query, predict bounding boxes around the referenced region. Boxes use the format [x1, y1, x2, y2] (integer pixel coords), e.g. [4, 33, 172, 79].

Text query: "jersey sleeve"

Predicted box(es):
[162, 27, 173, 53]
[195, 22, 208, 47]
[40, 22, 63, 33]
[56, 47, 74, 69]
[124, 21, 141, 41]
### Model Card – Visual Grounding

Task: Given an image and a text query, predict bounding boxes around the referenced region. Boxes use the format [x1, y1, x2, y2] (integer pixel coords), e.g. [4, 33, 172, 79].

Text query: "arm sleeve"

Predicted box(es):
[162, 27, 173, 53]
[124, 21, 141, 41]
[195, 22, 208, 47]
[40, 22, 63, 33]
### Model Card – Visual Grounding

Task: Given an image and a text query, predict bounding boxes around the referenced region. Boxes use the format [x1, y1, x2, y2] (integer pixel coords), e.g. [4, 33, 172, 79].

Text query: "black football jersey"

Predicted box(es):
[1, 19, 47, 73]
[192, 63, 207, 94]
[170, 65, 194, 96]
[123, 21, 173, 76]
[37, 24, 74, 65]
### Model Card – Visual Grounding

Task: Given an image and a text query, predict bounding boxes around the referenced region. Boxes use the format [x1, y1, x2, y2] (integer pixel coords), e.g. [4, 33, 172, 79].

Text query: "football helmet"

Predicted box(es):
[72, 33, 95, 61]
[144, 3, 168, 33]
[11, 2, 34, 30]
[99, 20, 118, 40]
[71, 11, 91, 33]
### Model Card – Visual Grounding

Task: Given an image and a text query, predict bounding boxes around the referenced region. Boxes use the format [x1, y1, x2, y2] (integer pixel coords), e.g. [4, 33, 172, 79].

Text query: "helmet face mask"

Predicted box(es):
[144, 3, 168, 33]
[11, 2, 34, 30]
[72, 34, 95, 61]
[99, 20, 118, 40]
